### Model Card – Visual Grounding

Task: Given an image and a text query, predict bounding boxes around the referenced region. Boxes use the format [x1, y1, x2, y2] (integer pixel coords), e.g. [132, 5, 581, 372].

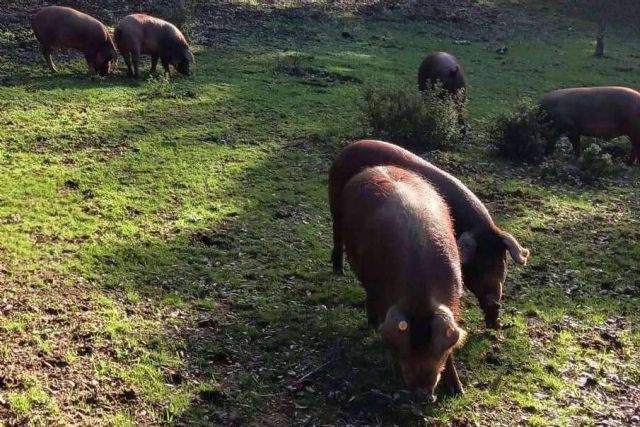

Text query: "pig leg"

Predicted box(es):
[441, 354, 464, 395]
[329, 183, 345, 274]
[627, 144, 635, 165]
[84, 52, 96, 75]
[480, 294, 501, 329]
[161, 57, 171, 74]
[544, 134, 557, 156]
[456, 101, 467, 131]
[150, 55, 159, 74]
[569, 133, 582, 157]
[331, 220, 344, 275]
[40, 45, 57, 73]
[131, 51, 142, 79]
[627, 137, 640, 165]
[365, 296, 381, 327]
[121, 51, 134, 77]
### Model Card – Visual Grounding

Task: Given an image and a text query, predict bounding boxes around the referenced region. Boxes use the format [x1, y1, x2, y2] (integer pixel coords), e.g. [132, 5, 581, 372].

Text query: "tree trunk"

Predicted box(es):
[594, 17, 606, 57]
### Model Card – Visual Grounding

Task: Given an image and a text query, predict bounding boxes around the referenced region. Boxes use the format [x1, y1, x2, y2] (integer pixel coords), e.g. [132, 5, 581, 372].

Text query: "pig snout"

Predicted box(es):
[398, 361, 441, 401]
[413, 389, 437, 403]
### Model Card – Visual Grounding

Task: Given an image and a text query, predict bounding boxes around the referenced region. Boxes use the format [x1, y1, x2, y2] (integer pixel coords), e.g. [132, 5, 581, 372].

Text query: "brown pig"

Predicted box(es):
[114, 14, 195, 78]
[341, 165, 466, 401]
[329, 140, 530, 329]
[31, 6, 117, 76]
[540, 86, 640, 164]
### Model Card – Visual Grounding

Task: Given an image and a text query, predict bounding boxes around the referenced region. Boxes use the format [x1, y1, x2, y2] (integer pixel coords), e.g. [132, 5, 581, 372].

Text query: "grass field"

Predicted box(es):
[0, 2, 639, 426]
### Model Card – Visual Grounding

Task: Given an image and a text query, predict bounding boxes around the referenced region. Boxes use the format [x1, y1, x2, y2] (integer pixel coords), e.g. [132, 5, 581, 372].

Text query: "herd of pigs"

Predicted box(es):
[26, 5, 640, 403]
[31, 6, 193, 78]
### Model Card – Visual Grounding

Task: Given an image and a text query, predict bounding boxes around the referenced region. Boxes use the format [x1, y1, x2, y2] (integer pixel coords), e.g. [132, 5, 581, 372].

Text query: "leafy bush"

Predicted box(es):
[590, 137, 630, 160]
[488, 98, 550, 164]
[273, 52, 314, 77]
[541, 139, 622, 184]
[578, 142, 621, 180]
[360, 82, 463, 151]
[540, 139, 583, 184]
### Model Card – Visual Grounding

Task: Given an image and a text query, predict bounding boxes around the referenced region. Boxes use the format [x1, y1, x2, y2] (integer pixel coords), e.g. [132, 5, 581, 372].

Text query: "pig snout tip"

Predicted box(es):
[413, 390, 437, 404]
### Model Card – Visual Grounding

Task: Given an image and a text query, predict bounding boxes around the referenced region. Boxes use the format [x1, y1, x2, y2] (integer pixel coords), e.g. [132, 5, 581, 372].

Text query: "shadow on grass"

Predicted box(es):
[77, 135, 553, 426]
[70, 135, 397, 424]
[0, 66, 196, 90]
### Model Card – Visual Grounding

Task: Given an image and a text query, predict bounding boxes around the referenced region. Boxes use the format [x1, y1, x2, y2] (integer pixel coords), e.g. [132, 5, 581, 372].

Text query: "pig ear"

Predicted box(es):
[431, 307, 466, 353]
[457, 231, 477, 264]
[502, 232, 529, 266]
[187, 50, 196, 64]
[449, 66, 459, 77]
[379, 305, 408, 335]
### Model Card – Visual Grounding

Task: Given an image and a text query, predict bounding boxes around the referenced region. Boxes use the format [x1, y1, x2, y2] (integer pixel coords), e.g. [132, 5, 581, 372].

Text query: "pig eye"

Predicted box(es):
[398, 321, 408, 332]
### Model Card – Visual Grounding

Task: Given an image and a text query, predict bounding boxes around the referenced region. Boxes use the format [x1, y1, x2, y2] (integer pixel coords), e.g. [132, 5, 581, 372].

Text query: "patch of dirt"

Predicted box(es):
[275, 60, 362, 86]
[0, 0, 569, 64]
[0, 273, 150, 424]
[360, 0, 569, 41]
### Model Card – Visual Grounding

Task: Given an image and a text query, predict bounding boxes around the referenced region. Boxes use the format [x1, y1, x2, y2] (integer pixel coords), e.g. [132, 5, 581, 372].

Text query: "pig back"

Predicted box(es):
[341, 165, 463, 317]
[330, 140, 494, 235]
[32, 6, 110, 51]
[116, 14, 188, 56]
[541, 87, 640, 136]
[418, 52, 467, 96]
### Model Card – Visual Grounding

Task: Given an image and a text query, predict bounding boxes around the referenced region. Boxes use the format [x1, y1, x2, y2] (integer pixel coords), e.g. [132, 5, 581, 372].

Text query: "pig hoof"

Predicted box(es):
[452, 384, 465, 396]
[485, 318, 501, 330]
[482, 305, 501, 329]
[331, 252, 344, 275]
[443, 377, 465, 396]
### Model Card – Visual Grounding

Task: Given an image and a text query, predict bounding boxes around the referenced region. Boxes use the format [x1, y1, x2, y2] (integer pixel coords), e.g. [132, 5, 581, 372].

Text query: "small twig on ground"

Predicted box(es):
[286, 340, 346, 391]
[289, 359, 335, 389]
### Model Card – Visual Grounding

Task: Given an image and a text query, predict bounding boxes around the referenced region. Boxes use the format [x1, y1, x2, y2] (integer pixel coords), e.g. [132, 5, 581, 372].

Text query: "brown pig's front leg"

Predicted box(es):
[441, 354, 464, 396]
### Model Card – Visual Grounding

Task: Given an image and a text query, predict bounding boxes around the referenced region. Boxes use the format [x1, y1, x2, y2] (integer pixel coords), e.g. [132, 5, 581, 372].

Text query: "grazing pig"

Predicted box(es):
[540, 86, 640, 164]
[418, 52, 467, 99]
[31, 6, 117, 76]
[114, 14, 195, 79]
[329, 140, 530, 329]
[418, 52, 467, 127]
[341, 165, 466, 400]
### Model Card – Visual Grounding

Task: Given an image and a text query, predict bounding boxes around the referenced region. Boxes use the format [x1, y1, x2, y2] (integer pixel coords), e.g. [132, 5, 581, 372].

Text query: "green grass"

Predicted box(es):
[0, 4, 638, 426]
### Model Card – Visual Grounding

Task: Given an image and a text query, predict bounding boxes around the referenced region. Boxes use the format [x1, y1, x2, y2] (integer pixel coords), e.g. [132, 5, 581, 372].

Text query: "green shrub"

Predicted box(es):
[273, 52, 313, 77]
[578, 142, 621, 181]
[540, 139, 582, 184]
[360, 82, 463, 151]
[590, 137, 630, 160]
[541, 139, 623, 184]
[488, 98, 550, 164]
